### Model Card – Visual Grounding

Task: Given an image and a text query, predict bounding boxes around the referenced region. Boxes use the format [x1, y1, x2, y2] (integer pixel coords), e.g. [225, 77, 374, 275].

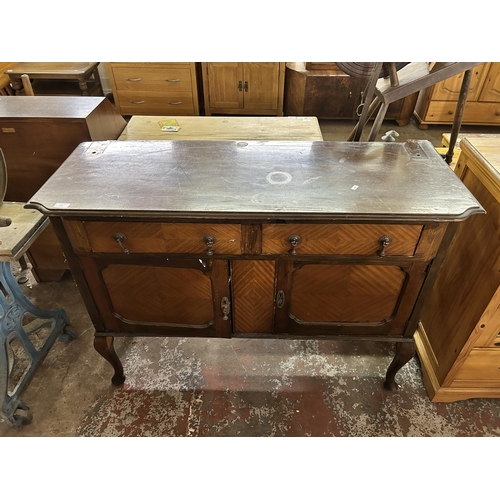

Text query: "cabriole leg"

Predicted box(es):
[94, 336, 125, 386]
[384, 341, 416, 391]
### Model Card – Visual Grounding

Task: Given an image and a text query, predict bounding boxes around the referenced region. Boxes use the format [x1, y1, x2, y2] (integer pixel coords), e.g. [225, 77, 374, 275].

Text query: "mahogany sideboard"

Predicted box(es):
[26, 140, 483, 390]
[0, 96, 127, 281]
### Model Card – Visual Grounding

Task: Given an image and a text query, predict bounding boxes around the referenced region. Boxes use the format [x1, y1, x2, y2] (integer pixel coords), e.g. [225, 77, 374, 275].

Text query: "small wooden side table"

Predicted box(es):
[5, 62, 103, 96]
[0, 202, 74, 427]
[118, 115, 324, 141]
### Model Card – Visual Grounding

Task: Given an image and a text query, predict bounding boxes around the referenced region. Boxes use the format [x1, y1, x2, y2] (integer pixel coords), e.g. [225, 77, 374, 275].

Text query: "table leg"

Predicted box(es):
[0, 261, 74, 427]
[384, 341, 416, 391]
[78, 78, 89, 96]
[94, 336, 125, 386]
[9, 77, 23, 95]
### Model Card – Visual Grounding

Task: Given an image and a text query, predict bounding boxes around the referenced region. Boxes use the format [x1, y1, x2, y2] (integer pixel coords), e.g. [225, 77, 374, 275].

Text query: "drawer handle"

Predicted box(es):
[288, 234, 301, 255]
[377, 235, 393, 257]
[244, 81, 248, 92]
[167, 101, 183, 105]
[164, 78, 180, 82]
[203, 234, 215, 256]
[221, 296, 230, 321]
[238, 81, 243, 91]
[126, 77, 142, 82]
[113, 233, 130, 254]
[129, 100, 145, 104]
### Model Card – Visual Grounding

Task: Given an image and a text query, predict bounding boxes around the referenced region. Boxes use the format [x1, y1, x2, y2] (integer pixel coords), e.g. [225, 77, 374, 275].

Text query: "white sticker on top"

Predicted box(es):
[53, 203, 70, 208]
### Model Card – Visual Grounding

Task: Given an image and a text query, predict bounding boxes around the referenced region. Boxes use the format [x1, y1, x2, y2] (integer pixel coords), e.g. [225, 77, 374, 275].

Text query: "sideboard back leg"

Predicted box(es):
[384, 341, 416, 391]
[94, 336, 125, 386]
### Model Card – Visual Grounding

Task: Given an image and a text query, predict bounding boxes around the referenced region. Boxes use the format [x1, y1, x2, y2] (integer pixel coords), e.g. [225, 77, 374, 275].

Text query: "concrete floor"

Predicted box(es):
[2, 116, 500, 437]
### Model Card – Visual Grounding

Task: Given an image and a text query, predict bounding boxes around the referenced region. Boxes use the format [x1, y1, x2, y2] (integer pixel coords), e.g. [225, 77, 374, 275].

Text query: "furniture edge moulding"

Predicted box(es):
[201, 62, 286, 117]
[106, 62, 200, 116]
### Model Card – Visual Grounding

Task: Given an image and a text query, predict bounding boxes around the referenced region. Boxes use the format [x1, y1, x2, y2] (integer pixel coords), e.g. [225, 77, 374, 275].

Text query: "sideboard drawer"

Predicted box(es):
[74, 222, 243, 255]
[261, 223, 422, 256]
[112, 67, 193, 92]
[117, 91, 195, 115]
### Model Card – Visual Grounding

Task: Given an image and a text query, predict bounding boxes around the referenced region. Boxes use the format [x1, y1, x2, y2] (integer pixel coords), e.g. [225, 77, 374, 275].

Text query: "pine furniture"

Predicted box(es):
[4, 62, 103, 96]
[416, 135, 500, 402]
[107, 62, 200, 116]
[26, 139, 482, 390]
[414, 63, 500, 128]
[201, 63, 285, 116]
[118, 116, 323, 141]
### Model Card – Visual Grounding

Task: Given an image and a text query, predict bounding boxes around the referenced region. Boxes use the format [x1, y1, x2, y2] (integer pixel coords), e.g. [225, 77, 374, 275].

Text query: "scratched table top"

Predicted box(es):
[27, 139, 483, 222]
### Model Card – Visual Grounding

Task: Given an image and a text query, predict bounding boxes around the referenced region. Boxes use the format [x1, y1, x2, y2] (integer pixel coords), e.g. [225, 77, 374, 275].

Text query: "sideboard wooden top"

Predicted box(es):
[27, 139, 484, 222]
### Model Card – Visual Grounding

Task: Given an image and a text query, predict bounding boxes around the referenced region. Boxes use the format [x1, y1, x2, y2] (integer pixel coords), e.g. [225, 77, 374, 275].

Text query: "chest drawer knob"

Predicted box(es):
[288, 234, 301, 255]
[377, 235, 393, 256]
[203, 234, 215, 256]
[113, 233, 130, 254]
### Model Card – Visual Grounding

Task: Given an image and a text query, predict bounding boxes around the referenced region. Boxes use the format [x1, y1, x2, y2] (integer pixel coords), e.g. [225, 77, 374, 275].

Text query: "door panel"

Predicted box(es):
[243, 62, 280, 110]
[80, 256, 231, 336]
[289, 263, 406, 323]
[206, 62, 244, 110]
[231, 260, 276, 333]
[478, 62, 500, 102]
[274, 260, 421, 336]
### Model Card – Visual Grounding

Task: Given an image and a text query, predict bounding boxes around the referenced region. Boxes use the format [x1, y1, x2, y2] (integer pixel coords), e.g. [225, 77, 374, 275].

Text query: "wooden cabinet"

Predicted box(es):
[414, 63, 500, 128]
[26, 140, 482, 390]
[107, 62, 200, 116]
[416, 136, 500, 402]
[201, 63, 285, 116]
[284, 63, 418, 125]
[0, 96, 127, 281]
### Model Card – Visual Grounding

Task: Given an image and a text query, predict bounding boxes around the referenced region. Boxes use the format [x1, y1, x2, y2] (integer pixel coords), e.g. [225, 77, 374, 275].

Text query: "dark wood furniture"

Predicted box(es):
[26, 140, 483, 390]
[0, 96, 127, 281]
[5, 62, 103, 96]
[284, 63, 418, 124]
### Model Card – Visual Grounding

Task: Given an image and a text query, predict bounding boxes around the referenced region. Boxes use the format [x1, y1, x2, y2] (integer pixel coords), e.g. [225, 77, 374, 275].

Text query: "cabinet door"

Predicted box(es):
[206, 62, 244, 110]
[79, 256, 232, 337]
[430, 63, 489, 102]
[274, 260, 427, 336]
[242, 62, 280, 111]
[478, 62, 500, 102]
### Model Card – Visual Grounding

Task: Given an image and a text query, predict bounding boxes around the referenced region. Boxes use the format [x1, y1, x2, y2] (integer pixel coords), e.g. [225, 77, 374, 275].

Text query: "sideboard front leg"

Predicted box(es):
[94, 336, 125, 386]
[384, 341, 415, 391]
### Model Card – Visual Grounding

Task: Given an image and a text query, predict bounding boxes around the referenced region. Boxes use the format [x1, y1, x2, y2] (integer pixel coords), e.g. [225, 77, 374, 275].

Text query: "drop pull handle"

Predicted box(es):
[221, 297, 230, 321]
[113, 233, 130, 254]
[288, 234, 301, 255]
[203, 234, 215, 256]
[377, 235, 393, 256]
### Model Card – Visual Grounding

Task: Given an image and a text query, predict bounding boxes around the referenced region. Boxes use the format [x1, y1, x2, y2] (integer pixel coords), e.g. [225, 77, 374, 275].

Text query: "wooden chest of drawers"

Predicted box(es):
[27, 140, 483, 390]
[107, 62, 200, 116]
